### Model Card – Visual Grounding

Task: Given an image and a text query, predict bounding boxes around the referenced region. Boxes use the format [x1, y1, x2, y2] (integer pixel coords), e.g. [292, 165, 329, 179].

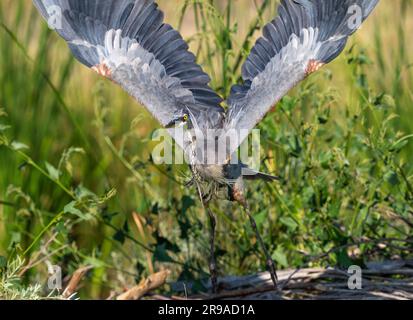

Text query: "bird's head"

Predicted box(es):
[165, 113, 191, 129]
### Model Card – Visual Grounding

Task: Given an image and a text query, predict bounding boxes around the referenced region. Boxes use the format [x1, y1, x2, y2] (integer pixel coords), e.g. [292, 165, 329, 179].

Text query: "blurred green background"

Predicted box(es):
[0, 0, 412, 299]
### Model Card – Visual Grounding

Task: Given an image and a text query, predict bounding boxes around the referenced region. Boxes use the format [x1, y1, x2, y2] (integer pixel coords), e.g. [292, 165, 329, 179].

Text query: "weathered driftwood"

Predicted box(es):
[168, 260, 413, 300]
[117, 270, 171, 300]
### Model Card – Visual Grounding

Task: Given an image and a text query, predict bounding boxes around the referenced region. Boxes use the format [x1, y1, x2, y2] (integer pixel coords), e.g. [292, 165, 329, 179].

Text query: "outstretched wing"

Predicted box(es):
[33, 0, 224, 133]
[225, 0, 379, 154]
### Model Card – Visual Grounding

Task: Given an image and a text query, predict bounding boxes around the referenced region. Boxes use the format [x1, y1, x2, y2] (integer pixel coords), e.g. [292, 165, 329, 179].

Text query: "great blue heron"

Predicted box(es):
[33, 0, 379, 292]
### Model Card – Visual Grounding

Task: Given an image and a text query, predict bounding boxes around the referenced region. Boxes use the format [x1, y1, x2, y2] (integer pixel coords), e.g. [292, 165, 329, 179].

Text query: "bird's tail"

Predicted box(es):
[242, 168, 280, 182]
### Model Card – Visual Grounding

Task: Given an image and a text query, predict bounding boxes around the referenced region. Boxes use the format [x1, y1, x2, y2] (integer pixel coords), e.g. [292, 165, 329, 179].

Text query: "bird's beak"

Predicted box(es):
[166, 116, 188, 129]
[165, 118, 179, 129]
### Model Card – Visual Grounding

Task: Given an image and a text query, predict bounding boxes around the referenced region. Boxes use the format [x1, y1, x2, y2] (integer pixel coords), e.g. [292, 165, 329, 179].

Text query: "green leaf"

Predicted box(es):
[156, 235, 180, 253]
[84, 257, 105, 269]
[75, 185, 96, 199]
[0, 256, 7, 268]
[384, 170, 399, 186]
[280, 217, 298, 231]
[153, 243, 174, 263]
[101, 209, 119, 222]
[45, 162, 60, 180]
[336, 249, 354, 269]
[177, 214, 191, 240]
[113, 230, 125, 244]
[280, 95, 297, 112]
[319, 151, 332, 169]
[54, 221, 67, 234]
[0, 124, 11, 132]
[253, 210, 267, 228]
[178, 264, 195, 282]
[151, 203, 159, 215]
[272, 248, 288, 268]
[64, 201, 89, 220]
[11, 141, 29, 151]
[122, 221, 129, 233]
[8, 232, 21, 249]
[390, 134, 413, 152]
[135, 261, 146, 278]
[181, 195, 195, 215]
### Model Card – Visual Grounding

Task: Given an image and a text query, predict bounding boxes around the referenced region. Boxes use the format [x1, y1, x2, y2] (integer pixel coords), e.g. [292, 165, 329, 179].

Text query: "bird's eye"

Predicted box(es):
[183, 114, 189, 121]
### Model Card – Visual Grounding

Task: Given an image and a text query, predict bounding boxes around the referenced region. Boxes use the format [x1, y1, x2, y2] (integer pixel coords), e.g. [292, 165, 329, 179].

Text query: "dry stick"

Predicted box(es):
[117, 270, 170, 300]
[63, 266, 93, 299]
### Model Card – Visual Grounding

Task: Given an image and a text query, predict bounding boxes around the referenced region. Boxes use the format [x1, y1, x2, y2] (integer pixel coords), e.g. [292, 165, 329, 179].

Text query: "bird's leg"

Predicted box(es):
[232, 180, 278, 289]
[190, 168, 219, 293]
[242, 201, 278, 290]
[206, 207, 218, 294]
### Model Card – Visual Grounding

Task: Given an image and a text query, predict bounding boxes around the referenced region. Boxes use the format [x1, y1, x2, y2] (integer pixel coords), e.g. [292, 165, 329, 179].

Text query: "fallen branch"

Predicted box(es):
[117, 270, 170, 300]
[63, 266, 93, 299]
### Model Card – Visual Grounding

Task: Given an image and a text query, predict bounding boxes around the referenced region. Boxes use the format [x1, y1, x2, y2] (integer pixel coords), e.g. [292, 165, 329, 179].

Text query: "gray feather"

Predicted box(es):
[32, 0, 224, 134]
[225, 0, 379, 156]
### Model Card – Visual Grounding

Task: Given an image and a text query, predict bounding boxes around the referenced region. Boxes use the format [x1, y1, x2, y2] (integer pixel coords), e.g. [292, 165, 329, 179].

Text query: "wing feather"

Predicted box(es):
[33, 0, 223, 131]
[225, 0, 379, 154]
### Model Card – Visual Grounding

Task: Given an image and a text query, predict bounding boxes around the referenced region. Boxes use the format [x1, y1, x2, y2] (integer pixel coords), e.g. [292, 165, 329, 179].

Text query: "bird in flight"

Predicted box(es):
[33, 0, 379, 292]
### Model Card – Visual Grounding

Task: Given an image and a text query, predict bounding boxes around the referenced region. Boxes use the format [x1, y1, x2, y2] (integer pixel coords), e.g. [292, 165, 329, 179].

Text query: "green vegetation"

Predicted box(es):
[0, 0, 412, 299]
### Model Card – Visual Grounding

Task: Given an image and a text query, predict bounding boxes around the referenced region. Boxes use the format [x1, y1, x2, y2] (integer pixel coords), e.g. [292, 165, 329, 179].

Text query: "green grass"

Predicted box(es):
[0, 0, 413, 299]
